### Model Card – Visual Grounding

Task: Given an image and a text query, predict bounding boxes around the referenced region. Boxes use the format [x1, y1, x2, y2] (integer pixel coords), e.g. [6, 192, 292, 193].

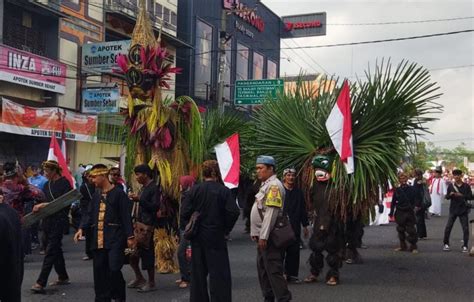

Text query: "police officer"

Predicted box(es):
[251, 156, 292, 302]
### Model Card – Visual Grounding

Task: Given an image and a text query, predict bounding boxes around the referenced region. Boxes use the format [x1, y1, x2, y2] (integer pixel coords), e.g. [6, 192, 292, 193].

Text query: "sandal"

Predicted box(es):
[175, 279, 182, 284]
[303, 274, 318, 283]
[31, 284, 46, 294]
[127, 279, 146, 289]
[326, 277, 338, 286]
[179, 281, 189, 289]
[49, 279, 70, 286]
[137, 283, 157, 292]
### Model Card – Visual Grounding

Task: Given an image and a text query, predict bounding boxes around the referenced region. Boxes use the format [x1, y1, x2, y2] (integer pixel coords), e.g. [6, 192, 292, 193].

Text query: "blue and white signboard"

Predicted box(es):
[82, 40, 131, 73]
[82, 88, 120, 114]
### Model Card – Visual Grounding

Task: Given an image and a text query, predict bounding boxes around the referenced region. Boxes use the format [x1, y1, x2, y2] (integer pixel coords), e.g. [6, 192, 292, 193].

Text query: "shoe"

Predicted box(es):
[137, 283, 157, 292]
[326, 276, 338, 286]
[411, 249, 419, 254]
[82, 256, 92, 261]
[178, 281, 189, 289]
[286, 276, 302, 284]
[49, 279, 70, 286]
[303, 274, 318, 283]
[394, 247, 407, 252]
[462, 246, 468, 253]
[39, 250, 45, 255]
[443, 244, 450, 252]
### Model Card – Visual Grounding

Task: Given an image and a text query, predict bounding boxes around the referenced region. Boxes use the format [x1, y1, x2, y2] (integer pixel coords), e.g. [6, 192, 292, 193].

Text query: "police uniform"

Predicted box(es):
[251, 171, 292, 302]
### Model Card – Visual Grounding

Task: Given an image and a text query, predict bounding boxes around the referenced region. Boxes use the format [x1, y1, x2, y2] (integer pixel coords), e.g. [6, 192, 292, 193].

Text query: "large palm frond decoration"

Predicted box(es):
[253, 60, 443, 217]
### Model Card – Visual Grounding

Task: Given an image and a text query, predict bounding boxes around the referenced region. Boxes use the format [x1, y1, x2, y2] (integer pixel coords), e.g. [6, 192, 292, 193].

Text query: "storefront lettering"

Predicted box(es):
[8, 51, 36, 71]
[223, 0, 265, 32]
[235, 20, 255, 38]
[285, 20, 322, 31]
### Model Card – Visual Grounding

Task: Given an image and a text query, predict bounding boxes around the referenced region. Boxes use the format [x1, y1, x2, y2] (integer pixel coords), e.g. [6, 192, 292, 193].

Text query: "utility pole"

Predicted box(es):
[217, 9, 228, 114]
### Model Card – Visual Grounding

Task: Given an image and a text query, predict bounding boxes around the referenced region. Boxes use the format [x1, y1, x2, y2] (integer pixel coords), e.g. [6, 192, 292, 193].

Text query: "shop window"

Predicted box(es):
[163, 7, 170, 23]
[194, 20, 213, 99]
[236, 43, 249, 80]
[171, 11, 177, 27]
[97, 113, 125, 145]
[253, 52, 264, 80]
[267, 60, 277, 79]
[155, 3, 162, 19]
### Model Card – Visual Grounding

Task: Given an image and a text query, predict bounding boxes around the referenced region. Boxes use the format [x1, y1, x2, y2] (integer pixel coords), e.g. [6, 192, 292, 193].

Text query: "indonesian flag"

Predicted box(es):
[215, 133, 240, 189]
[325, 80, 354, 174]
[61, 121, 67, 158]
[48, 134, 75, 188]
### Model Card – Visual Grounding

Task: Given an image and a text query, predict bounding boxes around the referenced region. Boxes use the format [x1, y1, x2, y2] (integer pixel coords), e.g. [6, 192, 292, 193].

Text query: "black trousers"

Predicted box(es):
[36, 222, 69, 287]
[177, 230, 191, 282]
[93, 248, 126, 302]
[308, 223, 344, 281]
[395, 209, 418, 247]
[283, 238, 300, 278]
[190, 241, 232, 302]
[443, 213, 469, 247]
[257, 241, 292, 302]
[415, 209, 427, 238]
[85, 227, 93, 258]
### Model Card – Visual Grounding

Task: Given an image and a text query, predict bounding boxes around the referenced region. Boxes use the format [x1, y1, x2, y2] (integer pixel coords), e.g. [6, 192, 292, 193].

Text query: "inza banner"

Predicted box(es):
[0, 44, 67, 93]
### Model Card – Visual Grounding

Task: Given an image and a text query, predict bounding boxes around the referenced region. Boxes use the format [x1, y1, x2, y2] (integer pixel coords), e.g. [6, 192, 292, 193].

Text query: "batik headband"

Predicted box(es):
[283, 168, 296, 176]
[42, 160, 62, 172]
[89, 168, 109, 176]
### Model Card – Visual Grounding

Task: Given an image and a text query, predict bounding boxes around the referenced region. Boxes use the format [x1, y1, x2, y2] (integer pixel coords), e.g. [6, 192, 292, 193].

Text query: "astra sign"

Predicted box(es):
[281, 12, 326, 38]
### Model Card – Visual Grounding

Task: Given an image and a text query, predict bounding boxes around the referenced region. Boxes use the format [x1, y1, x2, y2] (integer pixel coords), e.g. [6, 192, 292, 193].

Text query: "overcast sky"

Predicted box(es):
[262, 0, 474, 149]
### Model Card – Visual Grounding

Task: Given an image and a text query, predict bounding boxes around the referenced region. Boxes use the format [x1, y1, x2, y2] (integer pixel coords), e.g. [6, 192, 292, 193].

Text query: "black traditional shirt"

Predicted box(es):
[284, 187, 309, 236]
[42, 176, 72, 224]
[446, 182, 473, 216]
[390, 184, 419, 215]
[81, 186, 133, 250]
[137, 182, 160, 226]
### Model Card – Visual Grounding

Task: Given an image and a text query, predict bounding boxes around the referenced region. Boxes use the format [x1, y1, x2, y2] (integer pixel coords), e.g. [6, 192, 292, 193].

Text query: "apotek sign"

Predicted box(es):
[0, 44, 67, 94]
[281, 13, 327, 38]
[82, 40, 130, 73]
[82, 87, 120, 114]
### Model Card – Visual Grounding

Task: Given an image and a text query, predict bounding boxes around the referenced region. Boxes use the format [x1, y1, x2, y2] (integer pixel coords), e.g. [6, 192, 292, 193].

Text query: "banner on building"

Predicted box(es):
[82, 40, 131, 73]
[82, 87, 120, 114]
[281, 13, 327, 39]
[0, 44, 67, 94]
[0, 98, 98, 142]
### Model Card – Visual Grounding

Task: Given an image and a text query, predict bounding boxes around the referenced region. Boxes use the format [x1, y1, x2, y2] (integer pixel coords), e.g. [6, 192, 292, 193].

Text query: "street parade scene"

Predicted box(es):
[0, 0, 473, 301]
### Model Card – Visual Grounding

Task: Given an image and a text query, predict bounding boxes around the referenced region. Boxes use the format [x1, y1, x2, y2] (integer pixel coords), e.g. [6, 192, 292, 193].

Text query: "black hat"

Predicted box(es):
[452, 169, 463, 176]
[434, 166, 442, 173]
[3, 162, 17, 178]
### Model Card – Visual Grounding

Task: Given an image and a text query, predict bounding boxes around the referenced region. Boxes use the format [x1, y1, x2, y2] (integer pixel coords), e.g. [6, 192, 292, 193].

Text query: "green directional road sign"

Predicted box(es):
[234, 79, 284, 105]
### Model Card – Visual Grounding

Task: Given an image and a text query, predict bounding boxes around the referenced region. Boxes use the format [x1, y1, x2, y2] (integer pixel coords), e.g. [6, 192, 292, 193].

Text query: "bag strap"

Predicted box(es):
[48, 181, 55, 201]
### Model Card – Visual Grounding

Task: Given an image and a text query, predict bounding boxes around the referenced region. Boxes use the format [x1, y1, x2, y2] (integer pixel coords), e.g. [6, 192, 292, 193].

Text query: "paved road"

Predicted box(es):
[22, 204, 474, 302]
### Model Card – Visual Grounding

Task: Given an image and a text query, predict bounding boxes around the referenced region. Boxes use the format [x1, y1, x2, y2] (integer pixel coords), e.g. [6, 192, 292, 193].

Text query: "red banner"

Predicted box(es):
[0, 98, 98, 142]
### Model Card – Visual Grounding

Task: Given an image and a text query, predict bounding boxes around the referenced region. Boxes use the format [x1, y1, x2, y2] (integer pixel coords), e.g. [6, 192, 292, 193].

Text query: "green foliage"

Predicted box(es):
[252, 60, 443, 216]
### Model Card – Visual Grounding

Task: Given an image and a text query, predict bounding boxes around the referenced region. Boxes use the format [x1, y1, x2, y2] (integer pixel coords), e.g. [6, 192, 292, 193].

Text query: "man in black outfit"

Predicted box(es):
[412, 169, 429, 239]
[127, 164, 160, 292]
[74, 164, 134, 302]
[389, 173, 420, 253]
[0, 193, 23, 302]
[31, 160, 72, 293]
[181, 160, 240, 302]
[443, 169, 472, 253]
[282, 168, 309, 284]
[80, 170, 95, 260]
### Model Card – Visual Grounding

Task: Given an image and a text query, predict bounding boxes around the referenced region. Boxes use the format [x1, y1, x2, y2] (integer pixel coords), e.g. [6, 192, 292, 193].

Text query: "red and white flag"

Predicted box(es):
[48, 134, 75, 188]
[325, 80, 354, 174]
[61, 120, 67, 158]
[215, 133, 240, 189]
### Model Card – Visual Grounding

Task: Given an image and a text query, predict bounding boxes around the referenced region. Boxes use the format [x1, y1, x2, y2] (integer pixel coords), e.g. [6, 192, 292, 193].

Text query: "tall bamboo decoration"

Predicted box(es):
[115, 0, 203, 273]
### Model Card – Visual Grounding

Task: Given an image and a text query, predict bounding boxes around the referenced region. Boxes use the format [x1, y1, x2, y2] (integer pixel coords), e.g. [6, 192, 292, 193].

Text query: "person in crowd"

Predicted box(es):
[74, 164, 134, 302]
[181, 160, 240, 302]
[75, 164, 86, 188]
[429, 166, 447, 216]
[389, 172, 420, 253]
[251, 156, 292, 302]
[79, 169, 95, 260]
[176, 175, 195, 289]
[412, 169, 429, 239]
[127, 164, 160, 292]
[0, 191, 23, 302]
[443, 169, 473, 253]
[28, 165, 48, 191]
[282, 167, 309, 284]
[31, 160, 72, 293]
[109, 167, 127, 193]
